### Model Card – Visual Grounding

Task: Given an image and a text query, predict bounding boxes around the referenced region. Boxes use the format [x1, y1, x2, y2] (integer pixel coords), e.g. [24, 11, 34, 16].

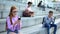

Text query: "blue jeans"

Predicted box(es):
[44, 23, 57, 34]
[7, 29, 18, 34]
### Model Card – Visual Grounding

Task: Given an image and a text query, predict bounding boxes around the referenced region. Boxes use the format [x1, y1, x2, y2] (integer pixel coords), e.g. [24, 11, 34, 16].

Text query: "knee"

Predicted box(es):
[55, 24, 57, 27]
[45, 24, 50, 27]
[54, 24, 57, 28]
[47, 25, 50, 28]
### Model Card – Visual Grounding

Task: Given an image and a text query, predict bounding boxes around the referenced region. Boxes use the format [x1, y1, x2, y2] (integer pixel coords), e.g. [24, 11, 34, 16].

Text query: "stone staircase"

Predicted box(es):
[0, 18, 60, 34]
[0, 0, 60, 34]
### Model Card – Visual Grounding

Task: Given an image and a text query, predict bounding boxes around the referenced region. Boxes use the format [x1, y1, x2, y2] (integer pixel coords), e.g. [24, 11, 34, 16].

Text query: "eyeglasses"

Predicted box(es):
[13, 11, 18, 13]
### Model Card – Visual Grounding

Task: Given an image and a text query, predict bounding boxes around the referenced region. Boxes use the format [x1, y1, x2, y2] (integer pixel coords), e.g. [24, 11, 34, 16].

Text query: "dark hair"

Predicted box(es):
[37, 1, 42, 7]
[49, 11, 53, 13]
[28, 2, 32, 4]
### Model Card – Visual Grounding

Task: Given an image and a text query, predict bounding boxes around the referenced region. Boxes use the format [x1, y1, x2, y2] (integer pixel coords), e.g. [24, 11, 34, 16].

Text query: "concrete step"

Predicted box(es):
[0, 14, 60, 31]
[0, 1, 60, 18]
[0, 18, 60, 34]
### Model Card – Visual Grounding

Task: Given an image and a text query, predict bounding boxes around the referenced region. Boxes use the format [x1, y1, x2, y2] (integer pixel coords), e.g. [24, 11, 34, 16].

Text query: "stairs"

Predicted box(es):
[0, 18, 60, 34]
[0, 0, 60, 34]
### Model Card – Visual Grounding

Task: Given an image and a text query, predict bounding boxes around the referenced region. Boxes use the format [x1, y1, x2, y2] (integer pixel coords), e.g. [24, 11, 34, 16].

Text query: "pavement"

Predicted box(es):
[0, 28, 60, 34]
[56, 29, 60, 34]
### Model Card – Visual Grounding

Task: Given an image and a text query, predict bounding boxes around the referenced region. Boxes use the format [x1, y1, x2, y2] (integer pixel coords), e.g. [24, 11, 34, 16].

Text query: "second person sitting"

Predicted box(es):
[23, 2, 34, 17]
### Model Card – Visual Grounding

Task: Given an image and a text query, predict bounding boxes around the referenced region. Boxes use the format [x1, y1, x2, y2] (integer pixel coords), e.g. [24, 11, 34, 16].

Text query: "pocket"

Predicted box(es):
[7, 29, 13, 32]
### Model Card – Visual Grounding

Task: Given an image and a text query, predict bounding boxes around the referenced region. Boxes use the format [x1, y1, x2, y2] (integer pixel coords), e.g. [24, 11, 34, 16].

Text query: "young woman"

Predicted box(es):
[23, 2, 34, 17]
[6, 6, 22, 34]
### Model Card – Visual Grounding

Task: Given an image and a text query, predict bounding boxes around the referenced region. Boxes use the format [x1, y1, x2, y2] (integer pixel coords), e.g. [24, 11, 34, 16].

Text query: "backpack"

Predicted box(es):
[6, 21, 7, 31]
[42, 17, 45, 24]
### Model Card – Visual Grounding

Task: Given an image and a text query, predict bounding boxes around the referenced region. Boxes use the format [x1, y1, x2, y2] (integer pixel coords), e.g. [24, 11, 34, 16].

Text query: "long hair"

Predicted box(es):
[6, 6, 16, 30]
[9, 6, 16, 24]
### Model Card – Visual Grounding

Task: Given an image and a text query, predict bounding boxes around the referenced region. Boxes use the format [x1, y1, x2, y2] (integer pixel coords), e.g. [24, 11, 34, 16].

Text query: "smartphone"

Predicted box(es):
[18, 18, 21, 20]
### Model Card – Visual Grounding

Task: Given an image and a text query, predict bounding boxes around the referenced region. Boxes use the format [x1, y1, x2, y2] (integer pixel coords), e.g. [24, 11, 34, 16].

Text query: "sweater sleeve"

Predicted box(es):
[6, 17, 15, 31]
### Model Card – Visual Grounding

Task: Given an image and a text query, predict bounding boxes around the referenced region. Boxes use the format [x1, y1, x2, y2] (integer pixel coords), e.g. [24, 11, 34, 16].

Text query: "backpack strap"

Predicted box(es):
[42, 17, 45, 24]
[6, 21, 7, 31]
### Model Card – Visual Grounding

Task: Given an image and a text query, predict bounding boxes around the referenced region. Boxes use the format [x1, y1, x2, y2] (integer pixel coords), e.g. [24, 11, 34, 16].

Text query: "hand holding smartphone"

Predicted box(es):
[18, 17, 21, 24]
[18, 18, 21, 20]
[13, 17, 21, 26]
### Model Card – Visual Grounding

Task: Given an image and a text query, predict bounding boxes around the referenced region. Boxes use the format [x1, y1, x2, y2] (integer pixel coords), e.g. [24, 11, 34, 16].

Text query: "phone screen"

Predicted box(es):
[18, 18, 21, 20]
